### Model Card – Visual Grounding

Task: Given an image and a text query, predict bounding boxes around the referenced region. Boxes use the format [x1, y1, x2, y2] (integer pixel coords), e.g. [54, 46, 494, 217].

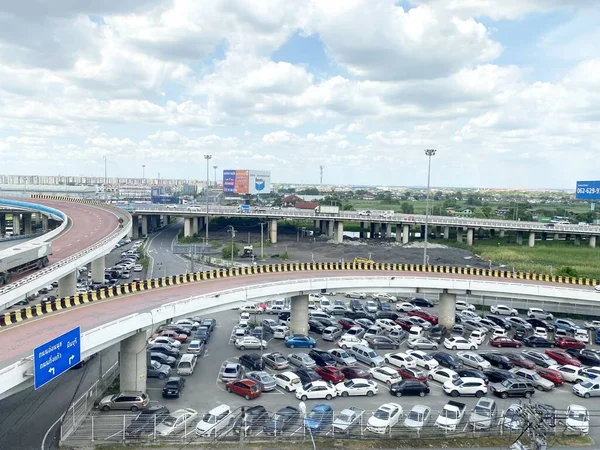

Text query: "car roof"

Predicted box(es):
[208, 404, 231, 414]
[410, 404, 430, 413]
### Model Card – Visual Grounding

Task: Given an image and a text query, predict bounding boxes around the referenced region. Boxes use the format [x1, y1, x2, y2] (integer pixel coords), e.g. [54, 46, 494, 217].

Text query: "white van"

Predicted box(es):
[408, 326, 424, 340]
[177, 354, 198, 376]
[195, 404, 232, 436]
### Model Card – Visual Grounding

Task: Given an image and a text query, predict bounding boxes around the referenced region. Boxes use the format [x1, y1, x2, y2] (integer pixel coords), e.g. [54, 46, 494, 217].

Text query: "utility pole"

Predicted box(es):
[228, 226, 236, 266]
[319, 165, 324, 186]
[423, 148, 436, 266]
[204, 155, 212, 246]
[259, 222, 265, 260]
[104, 156, 108, 202]
[512, 404, 549, 450]
[142, 164, 145, 184]
[213, 165, 218, 187]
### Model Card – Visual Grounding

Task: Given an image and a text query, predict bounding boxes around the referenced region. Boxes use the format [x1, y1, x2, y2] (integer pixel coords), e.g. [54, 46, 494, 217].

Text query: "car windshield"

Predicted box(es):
[162, 416, 176, 427]
[374, 410, 389, 420]
[453, 379, 464, 386]
[501, 379, 512, 388]
[474, 406, 491, 417]
[308, 411, 323, 420]
[344, 380, 355, 387]
[582, 381, 594, 389]
[440, 409, 457, 419]
[337, 412, 352, 422]
[568, 410, 586, 421]
[407, 411, 424, 422]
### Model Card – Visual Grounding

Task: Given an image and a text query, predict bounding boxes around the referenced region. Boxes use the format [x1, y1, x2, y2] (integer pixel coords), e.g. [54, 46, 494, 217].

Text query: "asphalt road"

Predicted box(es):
[145, 222, 192, 278]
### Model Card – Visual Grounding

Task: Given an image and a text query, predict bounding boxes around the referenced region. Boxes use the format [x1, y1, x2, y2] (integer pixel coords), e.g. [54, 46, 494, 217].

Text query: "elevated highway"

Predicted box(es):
[0, 196, 132, 308]
[0, 262, 597, 400]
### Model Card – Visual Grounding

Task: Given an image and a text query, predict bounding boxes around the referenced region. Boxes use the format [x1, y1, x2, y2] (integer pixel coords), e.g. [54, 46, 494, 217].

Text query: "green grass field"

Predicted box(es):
[444, 239, 600, 279]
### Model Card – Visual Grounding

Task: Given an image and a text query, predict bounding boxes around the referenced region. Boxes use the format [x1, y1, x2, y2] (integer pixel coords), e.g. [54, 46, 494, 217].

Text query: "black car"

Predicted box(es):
[202, 318, 216, 333]
[479, 352, 514, 370]
[526, 318, 555, 332]
[316, 317, 338, 328]
[506, 317, 533, 330]
[308, 320, 327, 334]
[513, 327, 528, 341]
[340, 366, 372, 380]
[309, 349, 337, 367]
[344, 310, 376, 321]
[485, 315, 511, 329]
[251, 327, 267, 339]
[379, 301, 392, 312]
[567, 349, 600, 366]
[195, 326, 210, 342]
[389, 380, 430, 397]
[294, 368, 322, 385]
[455, 368, 488, 383]
[349, 299, 363, 312]
[239, 353, 265, 371]
[430, 352, 462, 370]
[428, 325, 448, 343]
[264, 406, 300, 435]
[125, 405, 170, 438]
[366, 336, 399, 350]
[375, 311, 399, 320]
[162, 377, 185, 398]
[147, 344, 179, 358]
[232, 405, 269, 435]
[523, 336, 555, 348]
[484, 369, 517, 384]
[410, 296, 434, 308]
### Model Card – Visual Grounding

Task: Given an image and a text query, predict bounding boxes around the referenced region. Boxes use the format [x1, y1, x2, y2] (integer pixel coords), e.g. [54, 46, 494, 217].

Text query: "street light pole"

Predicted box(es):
[104, 156, 107, 202]
[213, 165, 218, 187]
[260, 222, 265, 260]
[228, 226, 236, 266]
[204, 155, 212, 246]
[423, 148, 437, 267]
[142, 164, 145, 184]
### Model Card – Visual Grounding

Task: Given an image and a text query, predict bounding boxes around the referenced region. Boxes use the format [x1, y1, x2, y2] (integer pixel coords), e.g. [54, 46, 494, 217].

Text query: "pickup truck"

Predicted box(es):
[435, 401, 466, 431]
[332, 407, 364, 434]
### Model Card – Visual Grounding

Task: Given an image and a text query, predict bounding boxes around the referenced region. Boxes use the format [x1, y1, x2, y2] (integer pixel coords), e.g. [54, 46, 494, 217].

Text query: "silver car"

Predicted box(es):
[456, 351, 491, 370]
[246, 371, 277, 392]
[407, 338, 438, 350]
[511, 368, 554, 391]
[328, 348, 357, 366]
[288, 352, 316, 369]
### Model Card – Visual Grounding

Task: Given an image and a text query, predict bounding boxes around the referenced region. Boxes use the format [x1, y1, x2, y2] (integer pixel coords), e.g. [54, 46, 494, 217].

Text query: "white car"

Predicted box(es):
[295, 380, 337, 401]
[455, 300, 475, 311]
[469, 331, 485, 346]
[456, 351, 491, 370]
[527, 308, 553, 320]
[404, 405, 431, 430]
[273, 371, 301, 392]
[427, 367, 459, 385]
[406, 350, 439, 370]
[156, 408, 198, 436]
[337, 335, 368, 349]
[370, 366, 402, 386]
[573, 380, 600, 398]
[335, 378, 379, 397]
[367, 403, 403, 434]
[345, 292, 366, 299]
[234, 336, 268, 350]
[549, 365, 584, 384]
[175, 319, 200, 329]
[240, 304, 260, 313]
[365, 301, 379, 313]
[584, 320, 600, 330]
[375, 319, 398, 332]
[443, 377, 488, 397]
[324, 305, 348, 315]
[373, 293, 398, 302]
[309, 293, 328, 303]
[533, 327, 548, 339]
[396, 302, 420, 312]
[444, 337, 477, 351]
[490, 304, 518, 316]
[566, 405, 589, 434]
[491, 326, 507, 338]
[272, 325, 289, 339]
[133, 264, 143, 272]
[459, 310, 480, 321]
[148, 336, 182, 348]
[384, 352, 416, 369]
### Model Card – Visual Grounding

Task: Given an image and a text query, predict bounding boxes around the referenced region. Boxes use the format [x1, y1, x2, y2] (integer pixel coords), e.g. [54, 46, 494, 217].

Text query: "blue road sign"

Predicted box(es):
[33, 327, 81, 390]
[576, 181, 600, 200]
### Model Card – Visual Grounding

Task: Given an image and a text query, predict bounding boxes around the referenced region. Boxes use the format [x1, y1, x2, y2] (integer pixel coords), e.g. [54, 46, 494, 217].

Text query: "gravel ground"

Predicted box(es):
[210, 230, 490, 269]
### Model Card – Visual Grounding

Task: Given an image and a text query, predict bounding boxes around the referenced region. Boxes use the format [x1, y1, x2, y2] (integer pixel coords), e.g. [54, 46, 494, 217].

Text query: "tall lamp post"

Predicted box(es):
[204, 155, 212, 245]
[213, 165, 218, 187]
[423, 148, 437, 267]
[142, 165, 145, 184]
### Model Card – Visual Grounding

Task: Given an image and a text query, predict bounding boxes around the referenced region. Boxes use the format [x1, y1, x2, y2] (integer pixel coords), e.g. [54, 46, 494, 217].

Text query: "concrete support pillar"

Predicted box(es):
[382, 223, 392, 238]
[466, 228, 474, 246]
[456, 227, 463, 243]
[290, 295, 309, 335]
[489, 229, 495, 237]
[91, 256, 106, 284]
[153, 215, 160, 230]
[541, 233, 547, 241]
[438, 292, 456, 330]
[370, 222, 376, 238]
[403, 224, 410, 244]
[443, 226, 450, 240]
[516, 231, 523, 245]
[590, 235, 597, 248]
[395, 225, 402, 242]
[191, 216, 199, 235]
[23, 213, 32, 235]
[184, 217, 193, 237]
[435, 226, 442, 238]
[12, 214, 21, 235]
[141, 216, 148, 237]
[554, 233, 560, 241]
[132, 216, 139, 239]
[528, 231, 535, 247]
[58, 270, 77, 298]
[269, 219, 278, 244]
[420, 225, 426, 239]
[334, 221, 344, 243]
[327, 220, 334, 239]
[319, 220, 326, 234]
[574, 235, 581, 246]
[499, 230, 505, 238]
[359, 222, 367, 239]
[120, 330, 148, 393]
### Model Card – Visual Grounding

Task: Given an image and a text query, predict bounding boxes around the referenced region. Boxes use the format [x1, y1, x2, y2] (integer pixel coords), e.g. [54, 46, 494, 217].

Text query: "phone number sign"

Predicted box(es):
[576, 181, 600, 200]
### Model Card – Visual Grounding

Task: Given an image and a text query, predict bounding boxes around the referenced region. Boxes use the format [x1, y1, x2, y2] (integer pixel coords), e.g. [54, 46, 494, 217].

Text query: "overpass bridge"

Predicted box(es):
[0, 261, 598, 401]
[127, 204, 600, 247]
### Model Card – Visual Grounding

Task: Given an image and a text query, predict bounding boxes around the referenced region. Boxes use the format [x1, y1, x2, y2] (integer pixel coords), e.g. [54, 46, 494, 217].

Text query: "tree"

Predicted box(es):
[400, 202, 414, 214]
[443, 198, 458, 208]
[481, 206, 492, 218]
[433, 191, 443, 201]
[222, 243, 240, 260]
[298, 188, 320, 195]
[558, 266, 579, 278]
[455, 190, 463, 201]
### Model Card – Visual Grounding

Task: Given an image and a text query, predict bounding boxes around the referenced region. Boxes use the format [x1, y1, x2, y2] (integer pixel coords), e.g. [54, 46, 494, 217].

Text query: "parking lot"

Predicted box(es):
[64, 292, 600, 445]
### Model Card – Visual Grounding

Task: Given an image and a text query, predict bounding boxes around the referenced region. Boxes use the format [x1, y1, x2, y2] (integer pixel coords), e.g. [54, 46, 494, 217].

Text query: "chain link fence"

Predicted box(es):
[60, 404, 588, 448]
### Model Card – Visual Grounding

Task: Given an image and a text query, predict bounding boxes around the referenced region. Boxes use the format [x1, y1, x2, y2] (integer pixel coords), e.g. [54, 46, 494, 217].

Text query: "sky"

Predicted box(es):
[0, 0, 599, 189]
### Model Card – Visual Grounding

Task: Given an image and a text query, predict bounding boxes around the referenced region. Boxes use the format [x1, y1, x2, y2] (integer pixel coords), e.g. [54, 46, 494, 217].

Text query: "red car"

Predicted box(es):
[408, 310, 438, 325]
[394, 318, 413, 331]
[338, 318, 358, 330]
[226, 379, 262, 400]
[545, 349, 582, 367]
[535, 367, 564, 386]
[315, 366, 345, 383]
[158, 330, 187, 343]
[340, 366, 372, 380]
[489, 337, 522, 348]
[397, 367, 428, 384]
[556, 337, 586, 350]
[503, 353, 535, 370]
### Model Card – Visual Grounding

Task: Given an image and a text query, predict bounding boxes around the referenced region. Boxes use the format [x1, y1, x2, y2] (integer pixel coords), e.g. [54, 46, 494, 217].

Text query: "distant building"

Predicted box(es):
[295, 201, 319, 210]
[496, 207, 511, 216]
[361, 193, 376, 200]
[455, 208, 473, 217]
[281, 194, 302, 207]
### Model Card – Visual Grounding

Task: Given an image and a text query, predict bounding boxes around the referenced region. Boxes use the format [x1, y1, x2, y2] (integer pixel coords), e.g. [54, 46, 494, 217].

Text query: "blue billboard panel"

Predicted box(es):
[575, 181, 600, 200]
[33, 327, 81, 389]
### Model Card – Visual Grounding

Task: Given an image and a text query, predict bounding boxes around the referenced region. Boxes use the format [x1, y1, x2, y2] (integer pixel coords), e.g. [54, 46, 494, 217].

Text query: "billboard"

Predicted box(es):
[223, 170, 271, 195]
[575, 181, 600, 200]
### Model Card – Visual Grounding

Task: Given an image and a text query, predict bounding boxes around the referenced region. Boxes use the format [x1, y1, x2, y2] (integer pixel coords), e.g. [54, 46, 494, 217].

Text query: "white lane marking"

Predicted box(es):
[41, 413, 65, 450]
